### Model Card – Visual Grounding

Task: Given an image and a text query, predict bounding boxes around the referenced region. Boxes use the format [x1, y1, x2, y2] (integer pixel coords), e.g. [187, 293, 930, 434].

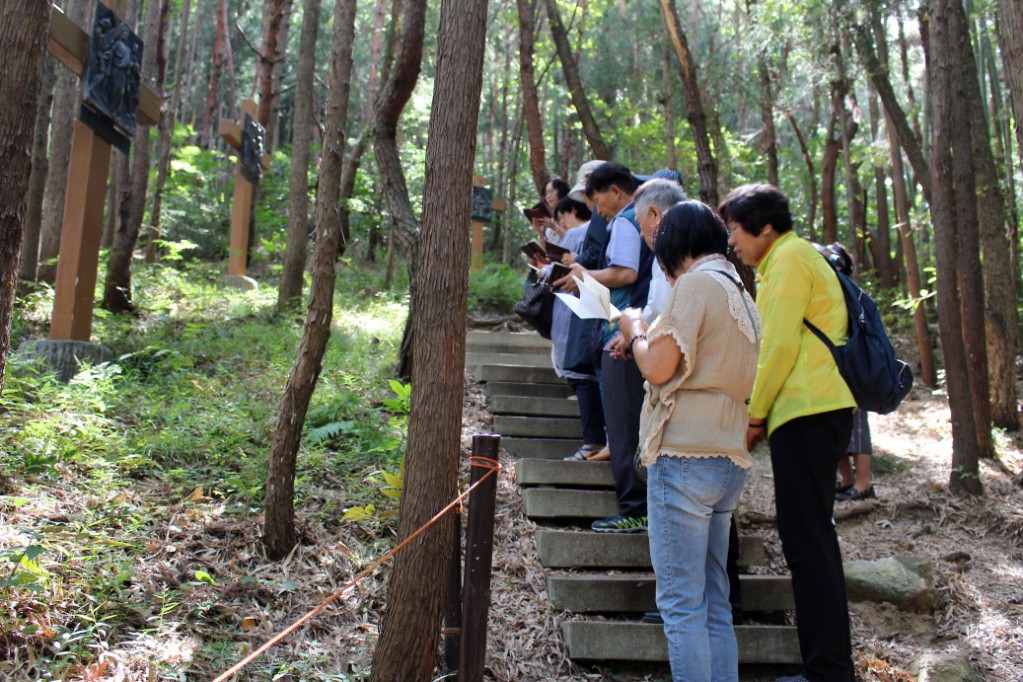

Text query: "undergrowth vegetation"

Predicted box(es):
[0, 260, 421, 679]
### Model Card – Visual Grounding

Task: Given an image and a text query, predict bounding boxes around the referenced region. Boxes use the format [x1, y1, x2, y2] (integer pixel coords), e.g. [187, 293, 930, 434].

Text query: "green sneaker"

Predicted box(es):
[591, 514, 648, 533]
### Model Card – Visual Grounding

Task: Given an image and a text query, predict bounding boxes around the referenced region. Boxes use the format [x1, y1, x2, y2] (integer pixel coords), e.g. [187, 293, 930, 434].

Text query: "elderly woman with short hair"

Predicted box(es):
[618, 200, 761, 682]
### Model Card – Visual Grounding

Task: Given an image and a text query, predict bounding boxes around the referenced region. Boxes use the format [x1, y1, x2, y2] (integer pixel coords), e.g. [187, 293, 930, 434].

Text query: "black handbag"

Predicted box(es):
[513, 279, 554, 339]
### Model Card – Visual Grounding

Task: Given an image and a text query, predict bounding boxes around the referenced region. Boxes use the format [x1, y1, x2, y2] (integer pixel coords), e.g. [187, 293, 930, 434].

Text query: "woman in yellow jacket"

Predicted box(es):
[719, 184, 857, 682]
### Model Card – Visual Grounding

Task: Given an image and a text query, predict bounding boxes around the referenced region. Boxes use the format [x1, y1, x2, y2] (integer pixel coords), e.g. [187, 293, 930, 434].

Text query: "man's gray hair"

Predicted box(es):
[633, 178, 687, 217]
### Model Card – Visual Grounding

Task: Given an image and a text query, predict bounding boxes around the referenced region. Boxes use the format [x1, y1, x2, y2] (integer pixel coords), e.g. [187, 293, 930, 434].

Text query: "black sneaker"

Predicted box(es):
[836, 485, 876, 502]
[775, 675, 811, 682]
[640, 611, 663, 625]
[590, 514, 648, 533]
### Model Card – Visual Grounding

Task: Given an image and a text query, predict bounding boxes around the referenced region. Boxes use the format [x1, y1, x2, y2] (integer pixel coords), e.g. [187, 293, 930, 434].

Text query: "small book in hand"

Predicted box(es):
[523, 203, 550, 223]
[544, 241, 571, 262]
[548, 262, 571, 284]
[520, 239, 549, 262]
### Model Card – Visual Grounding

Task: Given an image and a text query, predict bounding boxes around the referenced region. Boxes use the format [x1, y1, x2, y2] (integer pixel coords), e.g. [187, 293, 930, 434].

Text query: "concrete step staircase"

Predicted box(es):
[468, 331, 800, 670]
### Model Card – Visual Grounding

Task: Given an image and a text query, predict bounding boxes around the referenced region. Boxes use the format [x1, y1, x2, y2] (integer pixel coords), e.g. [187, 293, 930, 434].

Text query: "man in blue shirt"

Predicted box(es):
[560, 162, 648, 532]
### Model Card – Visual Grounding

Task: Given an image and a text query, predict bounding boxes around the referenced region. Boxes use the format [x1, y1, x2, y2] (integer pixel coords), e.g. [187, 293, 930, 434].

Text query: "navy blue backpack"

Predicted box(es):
[803, 261, 913, 414]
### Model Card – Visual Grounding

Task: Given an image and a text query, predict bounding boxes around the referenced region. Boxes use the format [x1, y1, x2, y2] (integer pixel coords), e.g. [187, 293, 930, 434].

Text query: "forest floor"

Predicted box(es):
[2, 311, 1023, 680]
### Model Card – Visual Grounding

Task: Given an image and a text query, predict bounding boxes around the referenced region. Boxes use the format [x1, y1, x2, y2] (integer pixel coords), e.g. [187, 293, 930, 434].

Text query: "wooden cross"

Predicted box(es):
[470, 175, 504, 272]
[46, 1, 161, 341]
[218, 99, 271, 278]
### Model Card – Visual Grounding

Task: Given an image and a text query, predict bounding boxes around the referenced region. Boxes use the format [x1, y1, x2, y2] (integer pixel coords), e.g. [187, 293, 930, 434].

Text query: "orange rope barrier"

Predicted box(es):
[210, 456, 501, 682]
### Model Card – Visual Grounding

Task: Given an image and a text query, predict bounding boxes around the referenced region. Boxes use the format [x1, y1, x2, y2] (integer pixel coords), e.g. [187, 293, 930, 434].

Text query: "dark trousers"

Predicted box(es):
[567, 377, 606, 446]
[601, 350, 647, 517]
[769, 409, 855, 682]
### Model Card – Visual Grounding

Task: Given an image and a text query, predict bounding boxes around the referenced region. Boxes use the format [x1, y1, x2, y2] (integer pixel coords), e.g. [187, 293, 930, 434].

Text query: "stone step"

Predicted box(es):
[516, 459, 614, 487]
[476, 364, 563, 385]
[484, 381, 574, 400]
[535, 530, 766, 569]
[547, 573, 795, 613]
[523, 488, 616, 518]
[489, 395, 580, 418]
[466, 331, 550, 352]
[561, 622, 800, 665]
[493, 415, 581, 439]
[501, 437, 581, 459]
[466, 352, 552, 370]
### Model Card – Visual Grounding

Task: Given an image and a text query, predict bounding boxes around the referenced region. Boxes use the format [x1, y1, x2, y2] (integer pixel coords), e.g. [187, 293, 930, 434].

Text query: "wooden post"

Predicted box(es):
[218, 99, 269, 278]
[442, 510, 462, 672]
[471, 175, 486, 273]
[45, 2, 161, 342]
[458, 433, 501, 682]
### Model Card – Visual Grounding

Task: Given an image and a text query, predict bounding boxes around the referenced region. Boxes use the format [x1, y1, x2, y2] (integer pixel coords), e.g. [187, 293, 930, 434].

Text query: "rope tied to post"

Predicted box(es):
[210, 455, 501, 682]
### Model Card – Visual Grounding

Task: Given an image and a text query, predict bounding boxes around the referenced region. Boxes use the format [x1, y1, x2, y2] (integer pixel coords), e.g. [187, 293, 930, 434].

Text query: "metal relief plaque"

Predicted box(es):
[471, 186, 494, 224]
[240, 113, 266, 184]
[82, 3, 143, 142]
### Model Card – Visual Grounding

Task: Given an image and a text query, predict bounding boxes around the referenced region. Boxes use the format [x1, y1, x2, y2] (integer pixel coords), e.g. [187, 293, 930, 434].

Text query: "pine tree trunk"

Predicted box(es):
[276, 0, 321, 314]
[542, 0, 610, 161]
[39, 0, 96, 284]
[820, 89, 841, 245]
[372, 0, 426, 379]
[368, 0, 489, 675]
[659, 0, 717, 205]
[19, 60, 57, 283]
[148, 0, 193, 263]
[263, 0, 357, 561]
[995, 0, 1023, 169]
[199, 0, 227, 149]
[868, 89, 896, 289]
[758, 56, 779, 187]
[785, 111, 818, 241]
[256, 0, 294, 131]
[517, 0, 549, 193]
[928, 0, 983, 494]
[0, 0, 51, 393]
[661, 40, 677, 170]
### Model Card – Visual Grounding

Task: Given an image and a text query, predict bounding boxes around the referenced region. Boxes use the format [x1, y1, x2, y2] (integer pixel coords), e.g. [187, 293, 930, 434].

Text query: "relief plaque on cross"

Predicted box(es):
[219, 99, 270, 281]
[80, 3, 143, 152]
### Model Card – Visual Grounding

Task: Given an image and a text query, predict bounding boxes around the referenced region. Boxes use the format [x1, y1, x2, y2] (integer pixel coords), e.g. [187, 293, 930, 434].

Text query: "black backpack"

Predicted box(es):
[803, 260, 913, 414]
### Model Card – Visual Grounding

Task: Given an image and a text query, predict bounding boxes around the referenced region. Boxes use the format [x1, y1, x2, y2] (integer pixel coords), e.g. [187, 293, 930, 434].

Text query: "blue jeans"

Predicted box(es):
[648, 456, 747, 682]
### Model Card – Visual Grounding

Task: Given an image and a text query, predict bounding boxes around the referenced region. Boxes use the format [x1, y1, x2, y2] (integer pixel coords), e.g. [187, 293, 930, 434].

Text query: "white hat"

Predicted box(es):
[568, 160, 607, 200]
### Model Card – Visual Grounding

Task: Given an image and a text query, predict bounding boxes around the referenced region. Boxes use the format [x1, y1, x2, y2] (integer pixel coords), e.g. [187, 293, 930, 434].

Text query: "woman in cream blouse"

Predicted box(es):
[618, 200, 761, 682]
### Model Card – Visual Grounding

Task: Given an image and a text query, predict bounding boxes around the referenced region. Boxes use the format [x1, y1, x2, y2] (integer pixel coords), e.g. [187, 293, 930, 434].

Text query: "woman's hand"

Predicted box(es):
[617, 307, 644, 343]
[745, 421, 766, 451]
[562, 252, 577, 265]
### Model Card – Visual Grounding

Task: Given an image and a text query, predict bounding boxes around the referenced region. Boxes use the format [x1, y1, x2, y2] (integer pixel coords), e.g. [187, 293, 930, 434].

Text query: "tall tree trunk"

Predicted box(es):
[945, 0, 993, 457]
[372, 0, 426, 379]
[840, 96, 865, 269]
[368, 0, 488, 675]
[928, 0, 983, 494]
[256, 0, 293, 132]
[542, 0, 610, 161]
[661, 40, 677, 170]
[888, 120, 938, 386]
[263, 0, 357, 561]
[148, 0, 193, 263]
[276, 0, 321, 313]
[868, 89, 896, 289]
[820, 87, 841, 244]
[39, 0, 96, 284]
[517, 0, 549, 193]
[19, 60, 57, 283]
[995, 0, 1023, 169]
[264, 1, 291, 149]
[786, 110, 818, 240]
[502, 94, 524, 264]
[104, 0, 168, 314]
[360, 0, 390, 265]
[199, 0, 228, 149]
[0, 0, 51, 393]
[758, 56, 779, 187]
[659, 0, 717, 205]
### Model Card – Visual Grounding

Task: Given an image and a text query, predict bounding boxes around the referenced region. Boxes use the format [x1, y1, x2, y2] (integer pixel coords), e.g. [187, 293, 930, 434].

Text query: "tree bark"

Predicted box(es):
[659, 0, 717, 205]
[758, 56, 779, 187]
[368, 0, 488, 676]
[995, 0, 1023, 169]
[147, 0, 193, 263]
[256, 0, 294, 131]
[785, 110, 818, 241]
[372, 0, 427, 379]
[868, 89, 896, 289]
[39, 0, 97, 284]
[517, 0, 549, 193]
[263, 0, 357, 561]
[19, 59, 57, 283]
[199, 0, 228, 149]
[820, 88, 841, 245]
[661, 40, 677, 170]
[927, 0, 983, 495]
[945, 0, 993, 457]
[103, 0, 167, 314]
[276, 0, 321, 314]
[0, 0, 51, 393]
[542, 0, 610, 161]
